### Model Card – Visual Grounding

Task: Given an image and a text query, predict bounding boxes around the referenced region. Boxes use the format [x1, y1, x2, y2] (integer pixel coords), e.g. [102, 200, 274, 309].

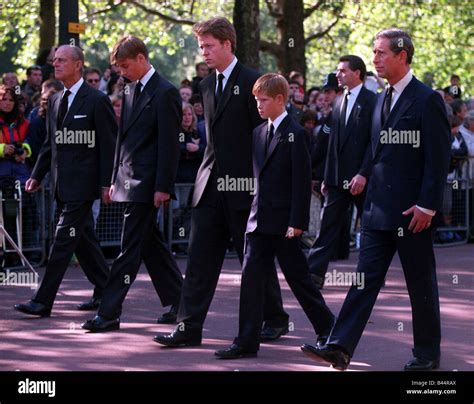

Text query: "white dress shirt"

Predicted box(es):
[343, 82, 363, 125]
[61, 77, 84, 109]
[215, 56, 238, 94]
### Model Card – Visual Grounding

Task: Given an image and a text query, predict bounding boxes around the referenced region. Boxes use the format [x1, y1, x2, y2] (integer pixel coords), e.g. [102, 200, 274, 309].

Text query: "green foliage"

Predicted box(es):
[0, 0, 472, 95]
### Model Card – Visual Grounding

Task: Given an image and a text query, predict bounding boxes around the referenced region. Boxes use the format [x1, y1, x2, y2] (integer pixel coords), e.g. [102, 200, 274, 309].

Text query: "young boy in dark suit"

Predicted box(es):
[215, 73, 335, 359]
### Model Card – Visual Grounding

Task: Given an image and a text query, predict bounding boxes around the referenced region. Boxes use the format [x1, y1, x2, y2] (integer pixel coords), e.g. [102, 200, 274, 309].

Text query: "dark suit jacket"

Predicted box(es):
[247, 115, 312, 235]
[111, 72, 181, 203]
[311, 113, 331, 181]
[324, 86, 376, 188]
[192, 61, 263, 210]
[362, 76, 451, 230]
[32, 82, 117, 201]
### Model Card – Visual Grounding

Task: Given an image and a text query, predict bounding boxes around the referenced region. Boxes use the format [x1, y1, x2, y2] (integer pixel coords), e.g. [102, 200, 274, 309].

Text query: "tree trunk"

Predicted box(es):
[280, 0, 305, 79]
[233, 0, 260, 70]
[39, 0, 56, 57]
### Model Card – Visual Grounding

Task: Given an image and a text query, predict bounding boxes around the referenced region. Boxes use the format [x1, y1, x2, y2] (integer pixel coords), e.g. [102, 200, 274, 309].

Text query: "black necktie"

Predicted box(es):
[340, 91, 350, 128]
[215, 73, 224, 107]
[133, 81, 142, 108]
[382, 86, 393, 125]
[57, 89, 71, 128]
[265, 123, 274, 157]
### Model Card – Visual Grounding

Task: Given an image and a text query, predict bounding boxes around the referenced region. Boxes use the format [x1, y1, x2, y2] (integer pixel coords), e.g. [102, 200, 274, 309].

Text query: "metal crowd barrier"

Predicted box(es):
[2, 157, 473, 270]
[1, 183, 47, 267]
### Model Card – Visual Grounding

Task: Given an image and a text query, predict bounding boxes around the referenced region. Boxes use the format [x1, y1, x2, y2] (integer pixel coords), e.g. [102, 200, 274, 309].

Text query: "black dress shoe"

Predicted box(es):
[153, 329, 201, 347]
[301, 343, 350, 371]
[260, 325, 289, 342]
[156, 304, 178, 324]
[14, 301, 51, 317]
[215, 344, 257, 359]
[76, 297, 101, 311]
[316, 335, 328, 347]
[81, 315, 120, 332]
[404, 357, 440, 371]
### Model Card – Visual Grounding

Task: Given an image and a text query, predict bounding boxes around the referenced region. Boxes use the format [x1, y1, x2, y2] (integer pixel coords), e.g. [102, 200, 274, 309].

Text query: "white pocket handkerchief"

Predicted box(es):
[74, 115, 87, 119]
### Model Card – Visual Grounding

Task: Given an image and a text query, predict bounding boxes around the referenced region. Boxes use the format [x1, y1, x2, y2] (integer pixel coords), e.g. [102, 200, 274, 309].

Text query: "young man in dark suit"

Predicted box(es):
[154, 18, 289, 348]
[302, 29, 451, 371]
[215, 74, 335, 359]
[14, 45, 116, 316]
[82, 36, 183, 332]
[307, 55, 376, 288]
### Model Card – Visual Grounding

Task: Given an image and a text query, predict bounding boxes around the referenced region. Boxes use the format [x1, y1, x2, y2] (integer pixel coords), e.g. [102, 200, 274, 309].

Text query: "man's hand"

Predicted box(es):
[154, 191, 170, 208]
[101, 187, 111, 205]
[186, 143, 199, 153]
[402, 205, 433, 233]
[3, 144, 15, 156]
[25, 178, 40, 193]
[321, 180, 328, 197]
[286, 227, 303, 238]
[349, 174, 367, 195]
[15, 153, 27, 163]
[108, 184, 115, 200]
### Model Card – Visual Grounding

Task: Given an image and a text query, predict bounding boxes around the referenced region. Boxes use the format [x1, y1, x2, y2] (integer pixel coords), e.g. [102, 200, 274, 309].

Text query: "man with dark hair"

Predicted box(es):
[451, 99, 467, 122]
[444, 74, 462, 100]
[191, 62, 210, 94]
[302, 28, 450, 371]
[307, 55, 376, 289]
[14, 45, 116, 317]
[154, 17, 289, 347]
[22, 65, 43, 99]
[84, 68, 102, 91]
[82, 35, 184, 332]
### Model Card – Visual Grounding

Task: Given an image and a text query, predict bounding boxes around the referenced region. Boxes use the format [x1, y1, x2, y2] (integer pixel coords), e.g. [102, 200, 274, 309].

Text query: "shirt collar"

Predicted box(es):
[139, 65, 155, 88]
[346, 82, 363, 99]
[216, 56, 238, 80]
[391, 69, 413, 95]
[269, 110, 288, 132]
[65, 77, 84, 96]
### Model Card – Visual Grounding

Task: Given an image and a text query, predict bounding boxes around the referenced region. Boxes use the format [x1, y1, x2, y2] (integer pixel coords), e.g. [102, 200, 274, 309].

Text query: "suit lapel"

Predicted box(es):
[261, 115, 291, 170]
[339, 89, 365, 151]
[373, 77, 417, 158]
[212, 61, 242, 125]
[254, 124, 267, 176]
[122, 72, 159, 136]
[61, 82, 88, 129]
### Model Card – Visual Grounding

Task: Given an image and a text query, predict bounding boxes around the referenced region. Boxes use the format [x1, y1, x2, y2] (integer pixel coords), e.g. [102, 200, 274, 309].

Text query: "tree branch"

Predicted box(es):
[304, 17, 339, 44]
[303, 0, 324, 19]
[126, 0, 196, 25]
[87, 0, 126, 17]
[259, 39, 283, 56]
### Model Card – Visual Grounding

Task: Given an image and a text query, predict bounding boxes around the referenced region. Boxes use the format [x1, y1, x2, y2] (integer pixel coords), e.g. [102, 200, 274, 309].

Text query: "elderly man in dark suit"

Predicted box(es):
[14, 45, 116, 316]
[154, 17, 289, 348]
[302, 29, 450, 371]
[307, 55, 376, 288]
[82, 36, 183, 332]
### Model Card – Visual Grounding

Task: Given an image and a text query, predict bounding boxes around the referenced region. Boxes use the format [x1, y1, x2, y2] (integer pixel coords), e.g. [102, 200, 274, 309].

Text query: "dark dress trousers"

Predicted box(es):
[236, 116, 335, 352]
[31, 82, 116, 308]
[326, 76, 451, 361]
[308, 86, 376, 279]
[97, 71, 183, 319]
[177, 61, 289, 338]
